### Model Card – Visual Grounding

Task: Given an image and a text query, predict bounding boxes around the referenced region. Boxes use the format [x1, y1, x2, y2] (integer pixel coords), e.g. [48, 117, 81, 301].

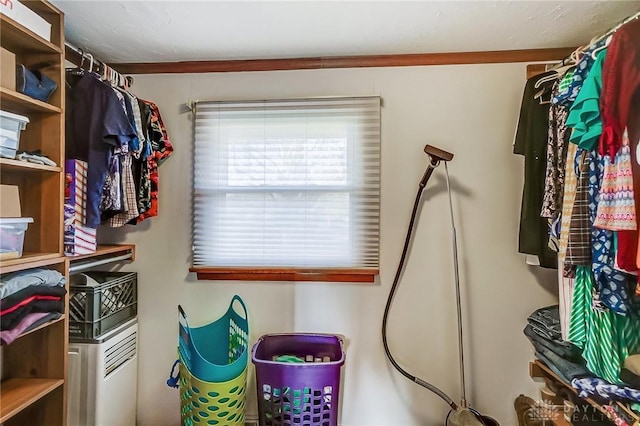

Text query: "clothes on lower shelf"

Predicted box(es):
[527, 305, 563, 339]
[0, 312, 62, 345]
[573, 376, 640, 404]
[525, 305, 640, 419]
[0, 268, 66, 343]
[524, 306, 589, 383]
[15, 150, 57, 167]
[0, 268, 65, 299]
[524, 323, 582, 362]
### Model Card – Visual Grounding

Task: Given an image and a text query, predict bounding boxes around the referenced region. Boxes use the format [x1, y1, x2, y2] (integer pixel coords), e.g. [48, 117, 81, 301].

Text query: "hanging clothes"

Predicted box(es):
[552, 39, 607, 107]
[542, 80, 571, 255]
[519, 14, 640, 390]
[66, 73, 137, 228]
[514, 71, 559, 268]
[66, 64, 174, 230]
[558, 261, 576, 341]
[599, 19, 640, 160]
[558, 143, 579, 261]
[565, 50, 607, 151]
[588, 150, 635, 316]
[595, 129, 637, 232]
[129, 100, 173, 224]
[564, 150, 591, 265]
[568, 266, 640, 384]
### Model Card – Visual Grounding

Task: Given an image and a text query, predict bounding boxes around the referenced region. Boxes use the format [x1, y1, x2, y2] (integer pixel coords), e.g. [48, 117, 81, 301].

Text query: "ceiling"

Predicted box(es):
[51, 1, 639, 64]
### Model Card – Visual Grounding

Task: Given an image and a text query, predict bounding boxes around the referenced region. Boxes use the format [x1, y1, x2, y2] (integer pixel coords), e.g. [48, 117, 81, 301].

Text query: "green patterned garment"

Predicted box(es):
[568, 266, 640, 384]
[559, 69, 575, 93]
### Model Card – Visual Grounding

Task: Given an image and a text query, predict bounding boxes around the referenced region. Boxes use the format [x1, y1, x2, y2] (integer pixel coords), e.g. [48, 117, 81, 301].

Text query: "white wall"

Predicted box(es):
[100, 63, 559, 426]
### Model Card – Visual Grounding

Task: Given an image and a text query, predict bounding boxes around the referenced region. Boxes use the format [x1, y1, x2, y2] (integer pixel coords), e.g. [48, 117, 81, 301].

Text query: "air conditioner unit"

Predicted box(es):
[67, 319, 138, 426]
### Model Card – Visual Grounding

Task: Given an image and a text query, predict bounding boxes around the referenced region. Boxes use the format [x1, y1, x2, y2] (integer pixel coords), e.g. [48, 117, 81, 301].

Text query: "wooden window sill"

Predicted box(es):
[190, 267, 378, 283]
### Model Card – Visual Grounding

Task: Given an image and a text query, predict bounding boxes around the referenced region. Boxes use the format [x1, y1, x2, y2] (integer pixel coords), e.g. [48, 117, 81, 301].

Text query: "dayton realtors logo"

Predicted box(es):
[526, 401, 563, 422]
[526, 401, 608, 424]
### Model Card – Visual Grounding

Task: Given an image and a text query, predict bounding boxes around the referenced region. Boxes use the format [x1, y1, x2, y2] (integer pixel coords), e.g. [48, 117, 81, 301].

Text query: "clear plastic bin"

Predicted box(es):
[0, 217, 33, 260]
[0, 110, 29, 159]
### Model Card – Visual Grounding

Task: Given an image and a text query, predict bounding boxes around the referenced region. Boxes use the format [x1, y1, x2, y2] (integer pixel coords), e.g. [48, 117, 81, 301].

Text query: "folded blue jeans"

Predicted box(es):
[528, 305, 562, 339]
[535, 344, 592, 383]
[524, 324, 582, 362]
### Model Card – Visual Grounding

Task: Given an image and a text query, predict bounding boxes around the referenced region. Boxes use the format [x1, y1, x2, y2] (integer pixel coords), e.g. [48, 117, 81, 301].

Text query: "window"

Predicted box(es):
[191, 97, 380, 282]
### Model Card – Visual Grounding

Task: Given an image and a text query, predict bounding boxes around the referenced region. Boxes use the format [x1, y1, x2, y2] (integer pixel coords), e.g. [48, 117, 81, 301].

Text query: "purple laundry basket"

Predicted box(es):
[252, 333, 345, 426]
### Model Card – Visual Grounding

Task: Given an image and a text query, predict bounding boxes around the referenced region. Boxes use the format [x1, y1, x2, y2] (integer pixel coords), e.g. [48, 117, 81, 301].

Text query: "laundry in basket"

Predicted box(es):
[252, 333, 345, 426]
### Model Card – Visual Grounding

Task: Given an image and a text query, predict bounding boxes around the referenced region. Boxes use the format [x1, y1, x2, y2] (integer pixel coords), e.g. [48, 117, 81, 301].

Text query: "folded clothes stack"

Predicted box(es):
[525, 305, 640, 421]
[525, 305, 590, 383]
[15, 150, 57, 167]
[0, 268, 66, 345]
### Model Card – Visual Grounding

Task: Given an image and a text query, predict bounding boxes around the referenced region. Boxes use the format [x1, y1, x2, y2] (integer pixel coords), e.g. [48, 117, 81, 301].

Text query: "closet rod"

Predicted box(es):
[69, 253, 133, 274]
[590, 10, 640, 47]
[64, 41, 133, 87]
[558, 10, 640, 64]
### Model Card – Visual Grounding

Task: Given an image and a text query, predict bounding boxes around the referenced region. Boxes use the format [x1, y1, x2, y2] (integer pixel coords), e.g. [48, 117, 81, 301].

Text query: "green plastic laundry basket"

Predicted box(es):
[178, 354, 247, 426]
[178, 295, 249, 383]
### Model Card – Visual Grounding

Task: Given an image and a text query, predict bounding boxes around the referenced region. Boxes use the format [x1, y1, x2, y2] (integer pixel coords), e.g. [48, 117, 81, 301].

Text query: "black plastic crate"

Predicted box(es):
[69, 271, 137, 340]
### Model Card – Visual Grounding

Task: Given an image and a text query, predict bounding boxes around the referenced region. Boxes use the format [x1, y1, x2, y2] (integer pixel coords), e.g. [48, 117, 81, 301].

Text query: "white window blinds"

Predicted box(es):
[192, 96, 380, 269]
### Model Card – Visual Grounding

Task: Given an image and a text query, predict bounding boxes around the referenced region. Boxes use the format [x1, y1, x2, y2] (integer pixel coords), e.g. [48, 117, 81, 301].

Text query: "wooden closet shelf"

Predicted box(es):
[0, 253, 64, 274]
[0, 378, 64, 423]
[1, 1, 67, 424]
[0, 14, 62, 54]
[0, 87, 62, 114]
[15, 315, 65, 341]
[0, 158, 62, 173]
[529, 360, 640, 425]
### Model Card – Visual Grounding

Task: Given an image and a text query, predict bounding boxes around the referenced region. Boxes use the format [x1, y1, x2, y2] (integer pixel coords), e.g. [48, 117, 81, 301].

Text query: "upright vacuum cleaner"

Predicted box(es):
[382, 145, 499, 426]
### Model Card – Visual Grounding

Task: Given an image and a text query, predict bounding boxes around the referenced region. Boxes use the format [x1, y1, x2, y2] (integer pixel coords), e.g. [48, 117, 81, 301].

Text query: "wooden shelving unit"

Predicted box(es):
[0, 87, 63, 114]
[0, 14, 61, 54]
[0, 253, 64, 273]
[0, 158, 62, 173]
[0, 2, 67, 425]
[0, 378, 64, 423]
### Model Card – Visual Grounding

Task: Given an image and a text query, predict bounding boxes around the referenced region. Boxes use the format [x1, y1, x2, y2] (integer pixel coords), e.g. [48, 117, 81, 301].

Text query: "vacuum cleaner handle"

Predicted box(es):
[424, 144, 454, 162]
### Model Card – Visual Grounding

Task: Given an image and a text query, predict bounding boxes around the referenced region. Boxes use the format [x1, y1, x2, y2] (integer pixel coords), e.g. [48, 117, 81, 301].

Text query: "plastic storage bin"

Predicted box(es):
[252, 333, 345, 426]
[68, 271, 137, 341]
[0, 217, 33, 260]
[0, 0, 52, 41]
[0, 110, 29, 159]
[178, 295, 249, 383]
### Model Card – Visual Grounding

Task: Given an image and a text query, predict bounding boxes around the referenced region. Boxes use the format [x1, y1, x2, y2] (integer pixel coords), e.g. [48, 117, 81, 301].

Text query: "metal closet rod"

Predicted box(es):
[69, 253, 133, 274]
[65, 41, 134, 87]
[560, 10, 640, 64]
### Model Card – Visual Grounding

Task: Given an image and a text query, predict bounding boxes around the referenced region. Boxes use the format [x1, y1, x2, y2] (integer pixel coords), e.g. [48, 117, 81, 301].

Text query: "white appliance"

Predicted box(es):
[67, 319, 138, 426]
